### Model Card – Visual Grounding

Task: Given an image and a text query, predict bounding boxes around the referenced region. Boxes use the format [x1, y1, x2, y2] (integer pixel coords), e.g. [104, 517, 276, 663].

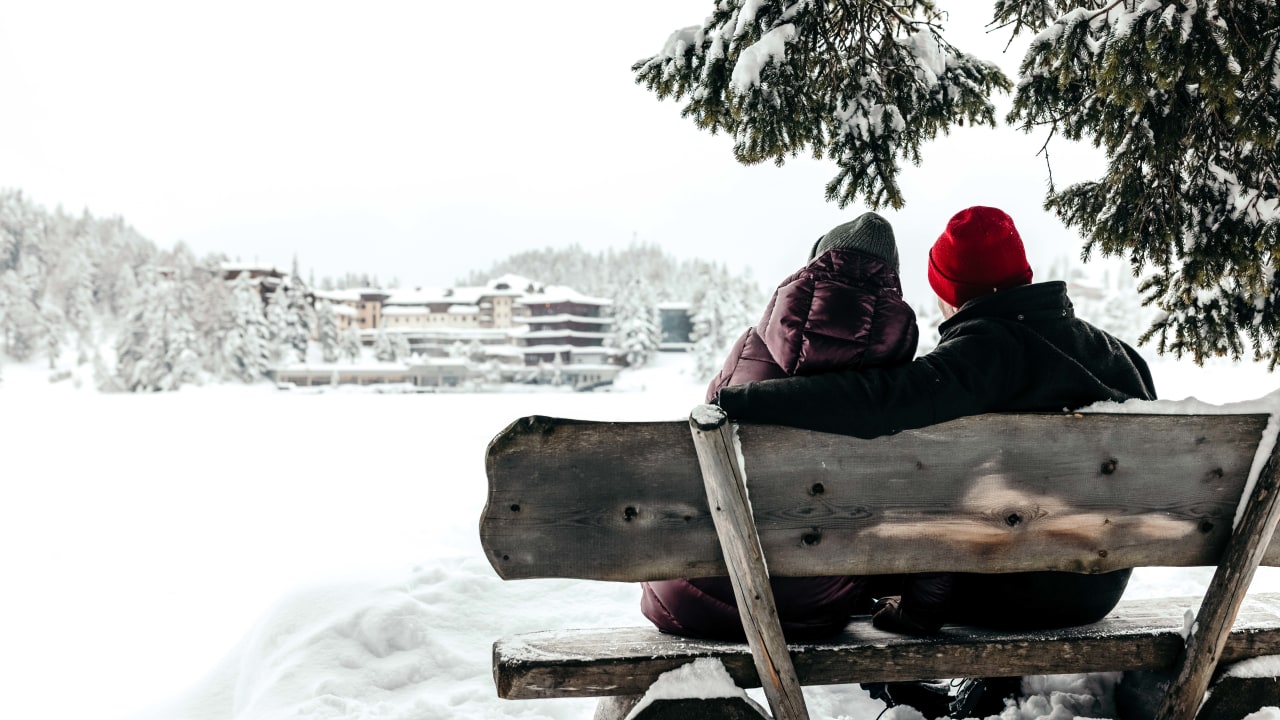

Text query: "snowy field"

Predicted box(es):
[3, 353, 1280, 720]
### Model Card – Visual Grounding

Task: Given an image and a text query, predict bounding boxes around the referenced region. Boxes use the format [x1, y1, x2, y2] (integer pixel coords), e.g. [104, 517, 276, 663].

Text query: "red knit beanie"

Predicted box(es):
[928, 206, 1033, 308]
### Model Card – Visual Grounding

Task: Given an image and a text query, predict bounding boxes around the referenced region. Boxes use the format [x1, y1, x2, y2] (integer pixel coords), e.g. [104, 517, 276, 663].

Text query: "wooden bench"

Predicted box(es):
[480, 405, 1280, 719]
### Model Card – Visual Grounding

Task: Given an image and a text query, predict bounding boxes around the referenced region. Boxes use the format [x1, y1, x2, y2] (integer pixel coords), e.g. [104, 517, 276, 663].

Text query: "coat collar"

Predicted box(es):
[939, 281, 1073, 334]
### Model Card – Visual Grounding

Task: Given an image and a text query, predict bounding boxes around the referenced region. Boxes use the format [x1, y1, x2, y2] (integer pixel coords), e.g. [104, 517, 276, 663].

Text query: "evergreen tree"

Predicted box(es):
[690, 279, 751, 379]
[611, 276, 662, 367]
[115, 270, 201, 392]
[638, 1, 1280, 366]
[111, 264, 140, 318]
[284, 257, 314, 363]
[340, 325, 363, 363]
[633, 1, 1010, 209]
[1007, 0, 1280, 366]
[263, 284, 290, 365]
[225, 272, 271, 382]
[374, 328, 397, 362]
[316, 301, 341, 363]
[0, 265, 41, 361]
[40, 301, 64, 369]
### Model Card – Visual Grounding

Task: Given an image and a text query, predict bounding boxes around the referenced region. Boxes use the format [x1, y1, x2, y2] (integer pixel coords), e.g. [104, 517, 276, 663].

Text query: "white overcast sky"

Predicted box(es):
[0, 1, 1109, 301]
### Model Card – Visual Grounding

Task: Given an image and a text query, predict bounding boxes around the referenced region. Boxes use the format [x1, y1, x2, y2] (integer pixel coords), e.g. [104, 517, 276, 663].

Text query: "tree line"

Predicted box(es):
[0, 191, 767, 390]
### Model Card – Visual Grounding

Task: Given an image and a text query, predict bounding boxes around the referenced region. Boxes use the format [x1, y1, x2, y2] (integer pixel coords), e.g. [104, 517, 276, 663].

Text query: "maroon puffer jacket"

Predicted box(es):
[705, 248, 919, 401]
[641, 247, 919, 641]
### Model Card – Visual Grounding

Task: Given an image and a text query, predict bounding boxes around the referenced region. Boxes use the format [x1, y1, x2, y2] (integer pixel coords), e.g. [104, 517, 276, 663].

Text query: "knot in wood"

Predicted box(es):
[510, 504, 521, 512]
[1005, 512, 1024, 527]
[810, 482, 825, 496]
[801, 530, 822, 546]
[623, 506, 639, 522]
[1100, 458, 1118, 475]
[1200, 520, 1215, 534]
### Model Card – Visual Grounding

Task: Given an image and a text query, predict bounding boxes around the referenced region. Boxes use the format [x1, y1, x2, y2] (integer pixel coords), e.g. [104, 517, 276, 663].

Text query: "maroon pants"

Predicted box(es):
[641, 575, 863, 642]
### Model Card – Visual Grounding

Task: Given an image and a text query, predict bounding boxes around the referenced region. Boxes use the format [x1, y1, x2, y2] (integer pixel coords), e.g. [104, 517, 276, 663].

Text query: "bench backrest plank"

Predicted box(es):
[482, 412, 1272, 581]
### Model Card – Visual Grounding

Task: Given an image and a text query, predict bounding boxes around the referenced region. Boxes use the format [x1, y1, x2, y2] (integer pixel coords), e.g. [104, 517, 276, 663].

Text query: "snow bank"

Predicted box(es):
[5, 352, 1280, 720]
[624, 658, 762, 719]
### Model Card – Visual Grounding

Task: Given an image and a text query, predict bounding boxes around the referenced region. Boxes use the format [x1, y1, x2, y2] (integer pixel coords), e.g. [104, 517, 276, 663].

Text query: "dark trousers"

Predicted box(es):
[862, 569, 1133, 630]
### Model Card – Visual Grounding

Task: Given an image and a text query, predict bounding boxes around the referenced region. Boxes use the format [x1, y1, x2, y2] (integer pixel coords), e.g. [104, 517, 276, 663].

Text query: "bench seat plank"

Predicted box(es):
[494, 592, 1280, 700]
[483, 413, 1274, 581]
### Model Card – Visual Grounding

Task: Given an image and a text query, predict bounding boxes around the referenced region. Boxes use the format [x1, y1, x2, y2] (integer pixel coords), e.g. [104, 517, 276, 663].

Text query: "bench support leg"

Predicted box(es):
[1155, 436, 1280, 720]
[690, 406, 809, 720]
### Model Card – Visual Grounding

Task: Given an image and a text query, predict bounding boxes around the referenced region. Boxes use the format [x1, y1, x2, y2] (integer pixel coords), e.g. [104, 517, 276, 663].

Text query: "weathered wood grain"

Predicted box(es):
[481, 412, 1272, 581]
[690, 408, 809, 720]
[1156, 433, 1280, 720]
[493, 593, 1280, 700]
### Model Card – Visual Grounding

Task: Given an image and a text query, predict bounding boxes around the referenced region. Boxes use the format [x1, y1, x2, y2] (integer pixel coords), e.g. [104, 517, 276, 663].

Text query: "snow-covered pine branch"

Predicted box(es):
[632, 0, 1011, 210]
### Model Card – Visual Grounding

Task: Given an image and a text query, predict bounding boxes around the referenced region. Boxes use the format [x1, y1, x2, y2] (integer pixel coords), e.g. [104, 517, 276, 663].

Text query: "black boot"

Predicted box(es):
[861, 680, 955, 719]
[948, 676, 1021, 718]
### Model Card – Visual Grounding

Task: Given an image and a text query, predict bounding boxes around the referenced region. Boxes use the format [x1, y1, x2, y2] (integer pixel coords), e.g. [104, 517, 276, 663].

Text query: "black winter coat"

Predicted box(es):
[716, 281, 1156, 435]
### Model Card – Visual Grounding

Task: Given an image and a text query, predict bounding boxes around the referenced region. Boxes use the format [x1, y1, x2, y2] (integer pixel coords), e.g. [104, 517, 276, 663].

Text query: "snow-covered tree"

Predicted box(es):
[282, 257, 314, 363]
[637, 1, 1280, 366]
[374, 328, 402, 362]
[40, 301, 64, 369]
[316, 301, 341, 363]
[633, 1, 1009, 210]
[264, 284, 290, 365]
[340, 325, 362, 363]
[115, 269, 201, 392]
[110, 263, 140, 318]
[1008, 1, 1280, 366]
[0, 263, 42, 361]
[225, 272, 271, 382]
[611, 276, 662, 368]
[690, 276, 752, 379]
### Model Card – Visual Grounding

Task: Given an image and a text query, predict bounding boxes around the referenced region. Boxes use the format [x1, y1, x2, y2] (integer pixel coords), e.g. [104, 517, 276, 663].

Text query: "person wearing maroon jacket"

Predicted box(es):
[641, 211, 920, 641]
[714, 206, 1157, 718]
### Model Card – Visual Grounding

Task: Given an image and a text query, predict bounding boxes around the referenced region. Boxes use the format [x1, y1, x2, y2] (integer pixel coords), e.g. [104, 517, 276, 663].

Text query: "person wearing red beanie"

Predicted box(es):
[928, 206, 1034, 310]
[714, 205, 1158, 719]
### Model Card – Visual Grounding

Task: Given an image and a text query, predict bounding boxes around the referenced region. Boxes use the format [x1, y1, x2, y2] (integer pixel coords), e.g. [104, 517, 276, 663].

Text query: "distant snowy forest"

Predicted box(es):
[0, 189, 1155, 392]
[0, 190, 769, 390]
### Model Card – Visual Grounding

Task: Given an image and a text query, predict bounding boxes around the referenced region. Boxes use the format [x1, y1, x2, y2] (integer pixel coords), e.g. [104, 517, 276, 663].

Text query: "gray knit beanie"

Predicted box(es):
[808, 212, 899, 269]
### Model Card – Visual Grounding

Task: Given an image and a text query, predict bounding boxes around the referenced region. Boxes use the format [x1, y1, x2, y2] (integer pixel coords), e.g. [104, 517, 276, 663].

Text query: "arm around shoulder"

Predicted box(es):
[714, 324, 1022, 438]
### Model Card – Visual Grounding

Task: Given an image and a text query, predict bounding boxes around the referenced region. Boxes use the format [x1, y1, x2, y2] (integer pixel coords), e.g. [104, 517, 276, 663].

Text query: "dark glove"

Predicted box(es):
[872, 595, 942, 636]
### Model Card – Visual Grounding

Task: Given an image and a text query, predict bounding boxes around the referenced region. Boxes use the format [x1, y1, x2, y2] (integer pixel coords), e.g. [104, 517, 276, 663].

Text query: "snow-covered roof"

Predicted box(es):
[220, 261, 284, 275]
[314, 289, 362, 302]
[482, 273, 537, 295]
[521, 330, 611, 340]
[331, 304, 357, 316]
[383, 287, 452, 305]
[521, 344, 615, 354]
[448, 305, 479, 315]
[480, 345, 527, 357]
[316, 288, 391, 302]
[384, 276, 532, 307]
[657, 301, 692, 310]
[382, 306, 431, 316]
[517, 285, 612, 307]
[514, 314, 612, 325]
